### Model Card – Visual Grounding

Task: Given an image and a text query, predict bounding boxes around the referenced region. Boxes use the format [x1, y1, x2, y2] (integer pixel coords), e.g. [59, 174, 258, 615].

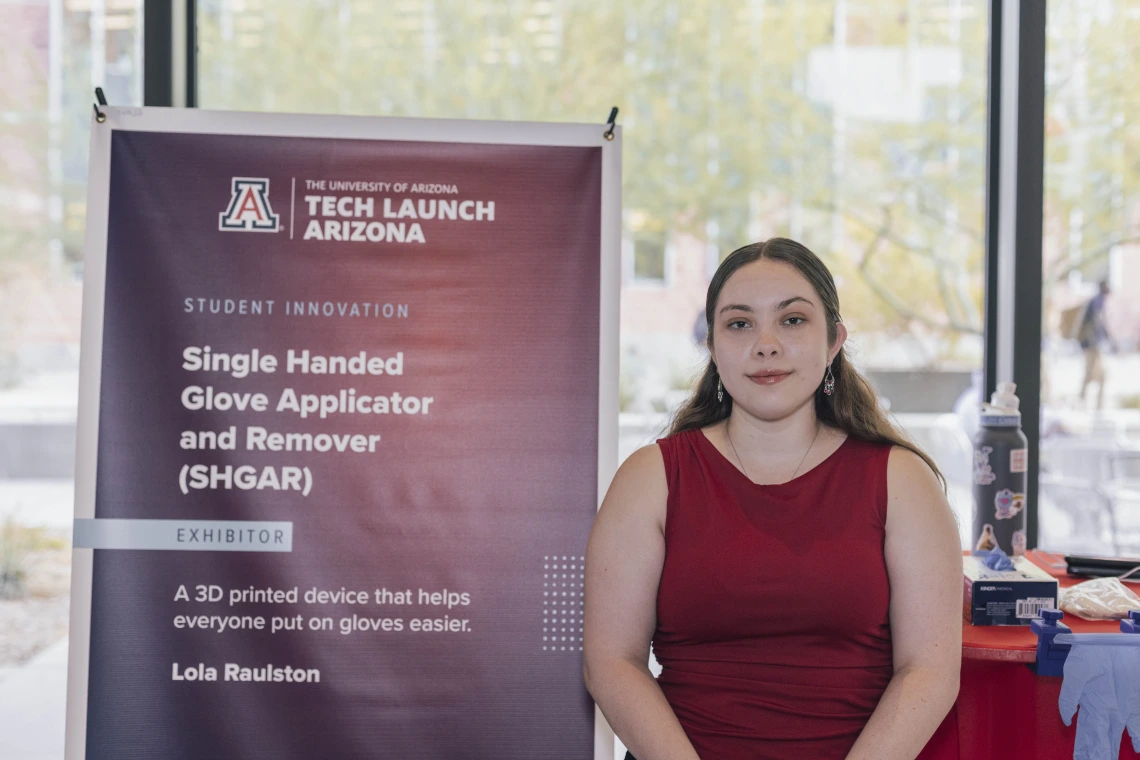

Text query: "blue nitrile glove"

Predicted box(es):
[1127, 644, 1140, 753]
[973, 546, 1016, 571]
[1058, 636, 1140, 760]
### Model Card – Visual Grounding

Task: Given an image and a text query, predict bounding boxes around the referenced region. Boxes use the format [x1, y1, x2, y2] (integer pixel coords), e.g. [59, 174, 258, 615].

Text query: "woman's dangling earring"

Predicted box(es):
[717, 378, 724, 403]
[823, 364, 836, 396]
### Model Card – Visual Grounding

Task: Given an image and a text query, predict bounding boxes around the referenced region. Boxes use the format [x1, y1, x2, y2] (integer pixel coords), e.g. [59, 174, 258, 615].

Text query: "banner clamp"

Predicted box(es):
[94, 87, 107, 123]
[603, 106, 619, 141]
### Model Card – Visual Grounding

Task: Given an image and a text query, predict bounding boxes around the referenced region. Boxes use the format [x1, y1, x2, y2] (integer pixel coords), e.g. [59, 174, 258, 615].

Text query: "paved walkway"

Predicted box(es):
[0, 637, 67, 760]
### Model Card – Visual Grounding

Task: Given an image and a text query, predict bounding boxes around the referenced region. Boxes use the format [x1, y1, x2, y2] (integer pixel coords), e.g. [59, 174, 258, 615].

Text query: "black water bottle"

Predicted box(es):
[972, 382, 1029, 556]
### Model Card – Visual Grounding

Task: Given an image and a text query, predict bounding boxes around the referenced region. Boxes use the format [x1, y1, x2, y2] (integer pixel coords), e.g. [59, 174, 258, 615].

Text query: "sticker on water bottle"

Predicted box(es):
[1010, 448, 1028, 473]
[994, 489, 1026, 520]
[973, 446, 997, 485]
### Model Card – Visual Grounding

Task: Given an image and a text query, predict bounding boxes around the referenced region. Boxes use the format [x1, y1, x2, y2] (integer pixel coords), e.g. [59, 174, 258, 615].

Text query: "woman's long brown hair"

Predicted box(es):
[668, 238, 946, 490]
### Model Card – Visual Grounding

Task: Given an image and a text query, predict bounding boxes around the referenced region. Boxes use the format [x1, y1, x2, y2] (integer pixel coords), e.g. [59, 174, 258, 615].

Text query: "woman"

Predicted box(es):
[583, 239, 962, 760]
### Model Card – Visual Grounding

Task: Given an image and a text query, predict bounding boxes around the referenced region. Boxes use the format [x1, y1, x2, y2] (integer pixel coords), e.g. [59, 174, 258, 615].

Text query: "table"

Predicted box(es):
[918, 550, 1140, 760]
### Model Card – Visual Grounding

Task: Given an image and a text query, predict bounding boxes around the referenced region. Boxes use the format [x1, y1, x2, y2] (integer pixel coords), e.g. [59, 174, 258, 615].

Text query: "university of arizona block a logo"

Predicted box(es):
[219, 178, 280, 232]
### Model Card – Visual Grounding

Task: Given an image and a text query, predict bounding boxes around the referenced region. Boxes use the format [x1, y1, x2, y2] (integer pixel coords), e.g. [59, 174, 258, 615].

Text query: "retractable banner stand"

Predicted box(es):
[66, 108, 620, 759]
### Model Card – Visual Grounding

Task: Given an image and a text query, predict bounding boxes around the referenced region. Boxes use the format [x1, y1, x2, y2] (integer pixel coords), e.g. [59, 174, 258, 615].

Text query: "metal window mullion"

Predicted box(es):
[1011, 0, 1046, 550]
[995, 0, 1019, 387]
[984, 0, 1046, 548]
[144, 0, 194, 107]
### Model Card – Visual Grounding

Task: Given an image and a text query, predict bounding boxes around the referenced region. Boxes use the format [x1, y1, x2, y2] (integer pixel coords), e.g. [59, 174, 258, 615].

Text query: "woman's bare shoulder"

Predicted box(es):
[599, 443, 668, 530]
[614, 443, 667, 493]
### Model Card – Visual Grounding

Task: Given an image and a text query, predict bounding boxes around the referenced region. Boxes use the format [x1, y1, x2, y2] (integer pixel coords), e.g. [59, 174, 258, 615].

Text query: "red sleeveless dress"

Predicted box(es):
[652, 427, 956, 759]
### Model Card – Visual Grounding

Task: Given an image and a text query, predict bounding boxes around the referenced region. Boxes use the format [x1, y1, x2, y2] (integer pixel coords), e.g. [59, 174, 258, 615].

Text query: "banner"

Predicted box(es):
[67, 109, 620, 759]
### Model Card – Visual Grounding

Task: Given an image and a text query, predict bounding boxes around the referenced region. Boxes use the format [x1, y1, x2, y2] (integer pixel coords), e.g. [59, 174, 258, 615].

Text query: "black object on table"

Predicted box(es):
[1064, 553, 1140, 578]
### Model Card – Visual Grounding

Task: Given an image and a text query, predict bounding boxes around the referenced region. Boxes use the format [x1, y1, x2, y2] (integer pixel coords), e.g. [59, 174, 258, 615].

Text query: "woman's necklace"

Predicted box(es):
[726, 419, 821, 485]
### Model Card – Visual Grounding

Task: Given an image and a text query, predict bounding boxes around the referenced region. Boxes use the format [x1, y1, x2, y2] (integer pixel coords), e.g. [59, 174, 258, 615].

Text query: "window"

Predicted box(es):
[1039, 0, 1140, 557]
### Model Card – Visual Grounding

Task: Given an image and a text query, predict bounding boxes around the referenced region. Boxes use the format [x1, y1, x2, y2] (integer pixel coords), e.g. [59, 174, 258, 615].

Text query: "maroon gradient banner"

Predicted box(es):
[69, 113, 615, 760]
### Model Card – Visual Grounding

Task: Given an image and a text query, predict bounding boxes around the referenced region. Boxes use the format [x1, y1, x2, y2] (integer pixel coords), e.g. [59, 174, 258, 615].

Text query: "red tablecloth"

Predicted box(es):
[918, 550, 1140, 760]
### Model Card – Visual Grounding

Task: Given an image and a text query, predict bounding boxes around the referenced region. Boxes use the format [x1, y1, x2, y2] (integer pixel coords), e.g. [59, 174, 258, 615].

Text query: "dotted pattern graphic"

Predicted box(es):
[543, 555, 585, 652]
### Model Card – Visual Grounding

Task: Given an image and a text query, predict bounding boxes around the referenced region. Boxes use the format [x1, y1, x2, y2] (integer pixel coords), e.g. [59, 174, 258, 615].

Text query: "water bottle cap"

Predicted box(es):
[980, 382, 1022, 426]
[990, 381, 1020, 411]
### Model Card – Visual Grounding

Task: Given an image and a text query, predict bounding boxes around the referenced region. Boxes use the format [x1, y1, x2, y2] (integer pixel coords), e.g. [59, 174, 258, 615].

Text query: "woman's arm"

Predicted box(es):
[583, 444, 701, 760]
[845, 447, 963, 760]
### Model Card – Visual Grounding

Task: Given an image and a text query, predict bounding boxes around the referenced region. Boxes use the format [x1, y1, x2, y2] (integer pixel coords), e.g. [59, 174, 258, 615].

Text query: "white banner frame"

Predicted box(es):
[68, 106, 621, 760]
